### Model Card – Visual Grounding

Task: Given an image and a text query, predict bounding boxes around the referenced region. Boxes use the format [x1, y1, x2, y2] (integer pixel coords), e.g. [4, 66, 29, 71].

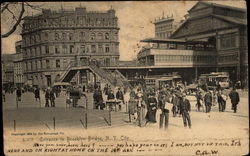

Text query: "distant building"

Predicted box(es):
[21, 6, 119, 87]
[170, 1, 247, 86]
[13, 41, 25, 87]
[154, 15, 180, 39]
[1, 54, 15, 88]
[136, 2, 247, 86]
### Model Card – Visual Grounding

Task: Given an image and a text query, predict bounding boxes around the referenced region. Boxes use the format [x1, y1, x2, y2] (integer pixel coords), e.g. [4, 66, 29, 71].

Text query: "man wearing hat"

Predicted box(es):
[204, 90, 212, 113]
[116, 87, 124, 111]
[180, 93, 191, 128]
[229, 87, 240, 113]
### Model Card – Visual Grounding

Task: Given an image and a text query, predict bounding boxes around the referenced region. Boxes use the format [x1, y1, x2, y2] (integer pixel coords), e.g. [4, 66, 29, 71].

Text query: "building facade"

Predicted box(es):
[154, 15, 180, 39]
[170, 1, 247, 86]
[13, 41, 25, 87]
[1, 54, 15, 88]
[21, 7, 119, 87]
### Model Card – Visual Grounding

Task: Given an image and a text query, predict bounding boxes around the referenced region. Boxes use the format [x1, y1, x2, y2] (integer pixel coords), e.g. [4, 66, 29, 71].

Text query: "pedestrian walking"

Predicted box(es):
[204, 90, 212, 113]
[145, 93, 157, 125]
[195, 91, 203, 112]
[93, 87, 104, 109]
[217, 89, 226, 112]
[229, 87, 240, 113]
[45, 88, 50, 107]
[16, 87, 22, 101]
[171, 92, 179, 117]
[49, 89, 56, 107]
[136, 89, 145, 127]
[34, 87, 40, 101]
[116, 87, 124, 111]
[180, 93, 191, 128]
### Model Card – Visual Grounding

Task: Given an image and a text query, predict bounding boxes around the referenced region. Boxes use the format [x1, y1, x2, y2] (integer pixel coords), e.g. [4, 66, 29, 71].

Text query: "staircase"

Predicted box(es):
[88, 64, 117, 87]
[113, 70, 131, 88]
[59, 61, 130, 89]
[60, 61, 77, 82]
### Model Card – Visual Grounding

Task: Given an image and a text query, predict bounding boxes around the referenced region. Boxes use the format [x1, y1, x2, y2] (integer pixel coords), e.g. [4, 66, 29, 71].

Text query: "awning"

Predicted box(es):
[140, 38, 209, 44]
[52, 82, 71, 86]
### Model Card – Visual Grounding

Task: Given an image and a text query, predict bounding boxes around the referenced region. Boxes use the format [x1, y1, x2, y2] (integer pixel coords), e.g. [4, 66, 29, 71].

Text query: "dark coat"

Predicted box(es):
[180, 98, 191, 112]
[34, 89, 40, 98]
[204, 92, 212, 105]
[116, 90, 124, 101]
[45, 91, 50, 99]
[49, 91, 55, 100]
[229, 90, 240, 104]
[107, 92, 115, 100]
[93, 89, 103, 103]
[16, 89, 22, 97]
[145, 97, 157, 122]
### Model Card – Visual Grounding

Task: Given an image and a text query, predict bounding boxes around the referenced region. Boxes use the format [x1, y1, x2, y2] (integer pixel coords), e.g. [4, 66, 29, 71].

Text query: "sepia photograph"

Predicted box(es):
[1, 1, 248, 155]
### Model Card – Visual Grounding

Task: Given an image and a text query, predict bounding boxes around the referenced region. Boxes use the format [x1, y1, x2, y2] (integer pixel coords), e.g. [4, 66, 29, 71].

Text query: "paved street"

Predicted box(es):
[3, 89, 248, 131]
[3, 90, 249, 155]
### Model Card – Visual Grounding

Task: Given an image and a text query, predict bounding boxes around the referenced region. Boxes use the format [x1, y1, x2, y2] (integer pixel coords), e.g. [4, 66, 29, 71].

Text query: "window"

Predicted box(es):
[39, 60, 42, 69]
[35, 61, 38, 70]
[33, 35, 36, 43]
[79, 32, 85, 40]
[45, 45, 49, 54]
[90, 33, 95, 40]
[98, 45, 103, 53]
[70, 45, 74, 53]
[114, 32, 118, 40]
[63, 45, 67, 54]
[80, 45, 85, 53]
[55, 33, 59, 40]
[220, 33, 236, 49]
[105, 33, 109, 40]
[44, 32, 48, 41]
[62, 32, 66, 40]
[98, 33, 103, 40]
[46, 60, 50, 68]
[91, 45, 96, 53]
[55, 46, 60, 54]
[105, 44, 110, 53]
[69, 33, 73, 40]
[63, 59, 67, 67]
[56, 60, 60, 68]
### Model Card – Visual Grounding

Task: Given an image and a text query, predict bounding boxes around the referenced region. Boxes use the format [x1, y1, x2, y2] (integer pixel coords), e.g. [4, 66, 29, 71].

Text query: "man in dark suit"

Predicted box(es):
[229, 87, 240, 113]
[204, 91, 212, 113]
[180, 93, 191, 128]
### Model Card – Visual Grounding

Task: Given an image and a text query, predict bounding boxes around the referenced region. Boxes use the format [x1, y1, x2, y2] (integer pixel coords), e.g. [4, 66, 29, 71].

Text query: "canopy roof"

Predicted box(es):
[140, 38, 209, 44]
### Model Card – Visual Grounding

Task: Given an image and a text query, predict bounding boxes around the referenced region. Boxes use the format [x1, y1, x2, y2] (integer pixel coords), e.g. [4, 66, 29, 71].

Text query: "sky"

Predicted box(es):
[1, 1, 246, 61]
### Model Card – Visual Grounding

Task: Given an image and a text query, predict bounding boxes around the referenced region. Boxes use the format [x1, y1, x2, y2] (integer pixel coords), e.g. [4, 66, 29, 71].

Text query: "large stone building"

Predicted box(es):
[21, 7, 119, 87]
[170, 1, 247, 86]
[13, 41, 25, 87]
[154, 15, 180, 39]
[1, 54, 15, 88]
[135, 2, 247, 86]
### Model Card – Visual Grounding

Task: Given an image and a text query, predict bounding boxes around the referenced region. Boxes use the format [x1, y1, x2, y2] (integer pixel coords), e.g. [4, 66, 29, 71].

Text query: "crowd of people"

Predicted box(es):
[2, 81, 241, 129]
[91, 82, 241, 129]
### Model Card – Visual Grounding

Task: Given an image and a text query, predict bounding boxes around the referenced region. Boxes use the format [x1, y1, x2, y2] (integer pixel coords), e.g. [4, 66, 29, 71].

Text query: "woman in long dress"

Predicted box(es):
[145, 93, 157, 125]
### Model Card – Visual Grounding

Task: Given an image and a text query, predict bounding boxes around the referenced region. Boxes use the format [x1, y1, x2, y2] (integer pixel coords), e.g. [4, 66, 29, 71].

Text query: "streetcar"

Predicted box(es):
[199, 72, 230, 89]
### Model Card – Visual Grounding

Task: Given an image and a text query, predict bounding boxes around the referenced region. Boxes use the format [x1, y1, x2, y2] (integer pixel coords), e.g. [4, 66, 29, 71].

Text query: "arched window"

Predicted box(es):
[79, 32, 85, 40]
[114, 32, 118, 40]
[105, 33, 109, 40]
[44, 32, 48, 41]
[90, 33, 96, 40]
[62, 32, 66, 40]
[69, 33, 73, 40]
[55, 33, 59, 40]
[98, 33, 103, 40]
